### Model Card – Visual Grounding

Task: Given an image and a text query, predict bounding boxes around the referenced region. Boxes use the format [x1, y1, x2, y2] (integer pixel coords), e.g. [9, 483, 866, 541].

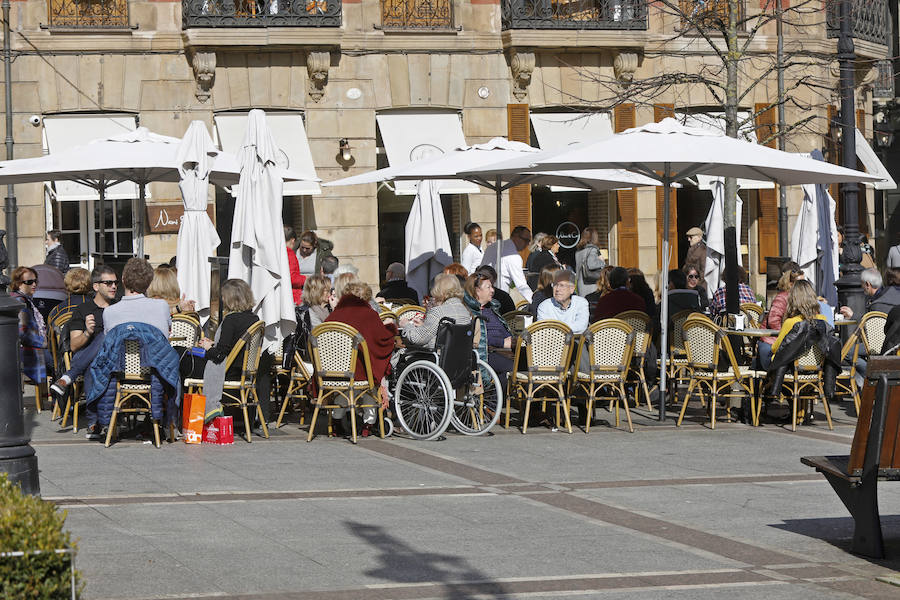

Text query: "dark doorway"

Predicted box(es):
[531, 186, 588, 268]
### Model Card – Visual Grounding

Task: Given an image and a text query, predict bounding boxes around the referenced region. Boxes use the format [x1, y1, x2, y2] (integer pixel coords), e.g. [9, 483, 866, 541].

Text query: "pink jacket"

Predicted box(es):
[762, 291, 788, 345]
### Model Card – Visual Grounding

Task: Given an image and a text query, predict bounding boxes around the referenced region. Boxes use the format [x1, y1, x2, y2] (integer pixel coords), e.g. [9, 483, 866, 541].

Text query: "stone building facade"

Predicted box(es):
[0, 0, 891, 292]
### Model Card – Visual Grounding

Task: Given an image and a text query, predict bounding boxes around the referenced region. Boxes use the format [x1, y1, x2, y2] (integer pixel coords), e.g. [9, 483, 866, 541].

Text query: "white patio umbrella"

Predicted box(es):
[326, 138, 660, 270]
[703, 179, 743, 299]
[175, 121, 222, 316]
[0, 126, 317, 260]
[406, 180, 453, 300]
[227, 109, 296, 355]
[791, 183, 839, 299]
[479, 117, 883, 421]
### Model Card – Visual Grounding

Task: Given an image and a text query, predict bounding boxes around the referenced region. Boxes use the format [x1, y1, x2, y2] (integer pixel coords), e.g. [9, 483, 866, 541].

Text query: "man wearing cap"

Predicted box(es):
[377, 262, 420, 305]
[683, 226, 707, 275]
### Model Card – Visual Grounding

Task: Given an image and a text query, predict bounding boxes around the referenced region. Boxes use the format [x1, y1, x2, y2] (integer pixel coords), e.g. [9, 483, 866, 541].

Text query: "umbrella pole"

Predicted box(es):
[98, 178, 106, 259]
[658, 169, 671, 422]
[495, 176, 502, 274]
[136, 182, 145, 258]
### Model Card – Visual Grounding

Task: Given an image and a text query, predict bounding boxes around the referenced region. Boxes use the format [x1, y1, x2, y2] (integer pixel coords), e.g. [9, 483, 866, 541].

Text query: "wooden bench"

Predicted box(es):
[801, 356, 900, 558]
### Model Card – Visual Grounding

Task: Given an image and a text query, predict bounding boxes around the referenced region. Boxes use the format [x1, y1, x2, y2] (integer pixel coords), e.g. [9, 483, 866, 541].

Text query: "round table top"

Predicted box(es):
[725, 327, 778, 338]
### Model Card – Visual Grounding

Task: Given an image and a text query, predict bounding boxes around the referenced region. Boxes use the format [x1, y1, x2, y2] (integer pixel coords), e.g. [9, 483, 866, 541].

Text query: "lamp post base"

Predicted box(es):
[0, 445, 39, 495]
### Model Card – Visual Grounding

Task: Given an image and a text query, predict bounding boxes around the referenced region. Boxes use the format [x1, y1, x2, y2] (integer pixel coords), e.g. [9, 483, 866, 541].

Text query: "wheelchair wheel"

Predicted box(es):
[450, 358, 503, 436]
[394, 360, 453, 440]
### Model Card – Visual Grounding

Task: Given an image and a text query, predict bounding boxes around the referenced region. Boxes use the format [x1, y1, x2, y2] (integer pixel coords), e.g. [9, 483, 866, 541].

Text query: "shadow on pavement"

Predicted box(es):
[346, 520, 510, 599]
[772, 515, 900, 569]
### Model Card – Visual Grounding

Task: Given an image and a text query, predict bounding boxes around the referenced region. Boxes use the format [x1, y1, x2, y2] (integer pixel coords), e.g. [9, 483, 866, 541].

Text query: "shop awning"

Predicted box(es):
[855, 127, 896, 190]
[214, 112, 321, 196]
[43, 114, 138, 201]
[678, 112, 775, 191]
[531, 113, 613, 191]
[375, 112, 479, 195]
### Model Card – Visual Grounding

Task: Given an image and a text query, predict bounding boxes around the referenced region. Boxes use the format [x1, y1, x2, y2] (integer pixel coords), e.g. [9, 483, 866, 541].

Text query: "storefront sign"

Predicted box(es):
[556, 221, 581, 249]
[147, 204, 215, 233]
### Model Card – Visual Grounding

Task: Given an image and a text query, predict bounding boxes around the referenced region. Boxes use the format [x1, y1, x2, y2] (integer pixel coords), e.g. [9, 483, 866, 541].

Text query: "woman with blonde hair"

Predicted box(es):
[758, 262, 803, 368]
[401, 273, 471, 349]
[771, 280, 828, 356]
[194, 279, 260, 422]
[148, 265, 195, 315]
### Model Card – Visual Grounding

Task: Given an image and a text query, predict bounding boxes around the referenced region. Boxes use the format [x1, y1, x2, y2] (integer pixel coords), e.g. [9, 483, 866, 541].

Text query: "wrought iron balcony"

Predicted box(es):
[48, 0, 129, 28]
[381, 0, 453, 29]
[183, 0, 342, 27]
[502, 0, 648, 30]
[826, 0, 889, 46]
[678, 0, 744, 31]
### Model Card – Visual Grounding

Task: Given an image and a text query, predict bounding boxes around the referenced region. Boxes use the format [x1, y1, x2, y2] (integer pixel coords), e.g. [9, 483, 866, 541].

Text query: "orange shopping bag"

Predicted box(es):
[182, 393, 205, 444]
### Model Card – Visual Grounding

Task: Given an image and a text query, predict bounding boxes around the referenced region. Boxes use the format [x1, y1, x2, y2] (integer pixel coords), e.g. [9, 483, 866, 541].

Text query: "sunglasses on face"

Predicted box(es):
[96, 280, 118, 287]
[687, 274, 699, 280]
[21, 279, 37, 286]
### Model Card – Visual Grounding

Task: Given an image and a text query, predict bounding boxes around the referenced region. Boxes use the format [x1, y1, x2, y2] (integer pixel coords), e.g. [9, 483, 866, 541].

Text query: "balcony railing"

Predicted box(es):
[183, 0, 342, 27]
[826, 0, 889, 46]
[381, 0, 453, 29]
[678, 0, 744, 32]
[48, 0, 129, 28]
[502, 0, 648, 30]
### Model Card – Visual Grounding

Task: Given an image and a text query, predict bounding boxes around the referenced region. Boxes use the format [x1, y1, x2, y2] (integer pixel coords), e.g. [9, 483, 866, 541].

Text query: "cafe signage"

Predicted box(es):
[556, 221, 581, 249]
[146, 204, 215, 233]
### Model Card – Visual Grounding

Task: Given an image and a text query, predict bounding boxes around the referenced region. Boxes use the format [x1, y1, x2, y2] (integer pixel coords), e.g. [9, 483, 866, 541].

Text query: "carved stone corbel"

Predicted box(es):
[307, 51, 331, 103]
[509, 50, 535, 101]
[189, 49, 216, 103]
[613, 51, 639, 85]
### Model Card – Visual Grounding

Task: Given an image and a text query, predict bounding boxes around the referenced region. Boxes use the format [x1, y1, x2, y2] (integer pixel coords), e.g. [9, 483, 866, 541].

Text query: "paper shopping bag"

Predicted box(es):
[202, 416, 234, 445]
[182, 393, 205, 444]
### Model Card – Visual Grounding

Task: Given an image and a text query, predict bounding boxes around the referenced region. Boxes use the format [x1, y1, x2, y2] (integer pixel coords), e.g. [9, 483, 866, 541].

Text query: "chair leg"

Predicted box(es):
[559, 386, 572, 434]
[73, 399, 80, 433]
[584, 382, 594, 433]
[307, 402, 322, 442]
[378, 406, 385, 439]
[61, 394, 72, 429]
[521, 396, 533, 434]
[790, 381, 798, 432]
[105, 397, 120, 447]
[639, 371, 652, 412]
[620, 383, 634, 433]
[676, 379, 697, 426]
[253, 389, 269, 438]
[241, 403, 253, 443]
[819, 383, 834, 430]
[504, 382, 513, 429]
[276, 393, 290, 428]
[349, 393, 358, 444]
[152, 420, 161, 448]
[710, 386, 718, 430]
[850, 376, 860, 417]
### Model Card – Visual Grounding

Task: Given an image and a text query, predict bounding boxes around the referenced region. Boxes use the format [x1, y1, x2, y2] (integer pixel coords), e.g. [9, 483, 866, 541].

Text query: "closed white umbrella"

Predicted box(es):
[227, 109, 296, 354]
[496, 117, 882, 421]
[703, 179, 743, 299]
[175, 121, 221, 316]
[791, 184, 820, 288]
[406, 180, 453, 300]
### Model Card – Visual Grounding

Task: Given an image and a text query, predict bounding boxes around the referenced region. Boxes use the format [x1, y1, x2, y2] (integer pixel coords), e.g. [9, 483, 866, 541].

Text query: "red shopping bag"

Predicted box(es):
[182, 393, 205, 444]
[202, 416, 234, 445]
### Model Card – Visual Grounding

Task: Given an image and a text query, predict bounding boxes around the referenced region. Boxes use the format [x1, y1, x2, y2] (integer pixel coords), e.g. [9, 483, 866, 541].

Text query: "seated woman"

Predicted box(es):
[463, 272, 514, 391]
[285, 274, 331, 366]
[10, 266, 47, 386]
[148, 265, 195, 316]
[770, 279, 827, 357]
[529, 264, 561, 319]
[758, 262, 803, 370]
[683, 264, 710, 312]
[400, 274, 471, 349]
[529, 235, 562, 273]
[326, 282, 398, 436]
[193, 279, 260, 422]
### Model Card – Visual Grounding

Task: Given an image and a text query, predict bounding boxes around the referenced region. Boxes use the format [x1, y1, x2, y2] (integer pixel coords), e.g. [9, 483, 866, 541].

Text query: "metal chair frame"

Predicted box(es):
[616, 310, 653, 411]
[104, 338, 162, 448]
[779, 342, 833, 431]
[275, 350, 313, 428]
[572, 318, 636, 433]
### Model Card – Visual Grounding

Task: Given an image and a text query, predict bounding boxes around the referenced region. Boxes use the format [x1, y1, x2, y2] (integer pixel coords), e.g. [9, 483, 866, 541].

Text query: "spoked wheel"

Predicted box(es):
[450, 358, 503, 436]
[394, 360, 453, 440]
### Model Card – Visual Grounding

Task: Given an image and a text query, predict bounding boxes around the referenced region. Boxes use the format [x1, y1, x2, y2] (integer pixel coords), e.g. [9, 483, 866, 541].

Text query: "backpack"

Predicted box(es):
[581, 245, 604, 284]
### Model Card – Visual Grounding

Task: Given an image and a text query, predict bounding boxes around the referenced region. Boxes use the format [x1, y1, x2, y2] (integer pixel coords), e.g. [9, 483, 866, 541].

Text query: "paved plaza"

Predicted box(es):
[25, 393, 900, 600]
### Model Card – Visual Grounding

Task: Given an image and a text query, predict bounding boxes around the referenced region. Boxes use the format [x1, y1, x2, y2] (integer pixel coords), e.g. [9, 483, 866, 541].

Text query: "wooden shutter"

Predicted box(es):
[615, 103, 639, 267]
[654, 104, 678, 270]
[755, 103, 779, 274]
[507, 104, 531, 259]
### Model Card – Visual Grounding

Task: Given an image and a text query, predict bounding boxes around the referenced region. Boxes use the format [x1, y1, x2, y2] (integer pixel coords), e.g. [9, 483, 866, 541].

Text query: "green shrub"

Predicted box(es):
[0, 473, 81, 599]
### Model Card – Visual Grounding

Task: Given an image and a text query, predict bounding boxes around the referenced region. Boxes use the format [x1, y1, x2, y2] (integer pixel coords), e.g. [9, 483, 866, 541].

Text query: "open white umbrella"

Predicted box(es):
[0, 126, 317, 260]
[175, 121, 222, 316]
[326, 138, 660, 270]
[227, 109, 296, 355]
[481, 117, 883, 421]
[406, 180, 453, 299]
[703, 179, 743, 299]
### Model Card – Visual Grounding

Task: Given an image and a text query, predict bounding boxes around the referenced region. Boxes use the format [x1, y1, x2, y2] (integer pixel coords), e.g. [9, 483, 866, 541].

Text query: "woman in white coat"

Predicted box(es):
[460, 222, 484, 275]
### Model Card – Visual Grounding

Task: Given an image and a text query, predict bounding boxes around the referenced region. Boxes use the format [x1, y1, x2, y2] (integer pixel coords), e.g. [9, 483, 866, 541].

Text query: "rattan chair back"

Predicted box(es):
[858, 311, 888, 356]
[740, 302, 763, 327]
[670, 310, 694, 355]
[682, 314, 721, 371]
[520, 320, 574, 376]
[171, 313, 202, 349]
[616, 310, 650, 357]
[308, 322, 375, 388]
[585, 319, 634, 375]
[395, 305, 427, 321]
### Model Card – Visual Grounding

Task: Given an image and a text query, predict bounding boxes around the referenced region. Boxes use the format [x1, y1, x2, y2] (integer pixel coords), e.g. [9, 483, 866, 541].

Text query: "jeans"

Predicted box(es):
[756, 341, 773, 371]
[67, 333, 104, 427]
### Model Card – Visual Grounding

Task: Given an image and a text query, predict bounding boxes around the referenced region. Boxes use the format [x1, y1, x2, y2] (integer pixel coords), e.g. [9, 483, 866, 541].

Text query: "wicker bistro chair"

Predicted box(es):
[48, 312, 70, 420]
[665, 310, 695, 402]
[275, 350, 314, 428]
[184, 320, 267, 442]
[835, 329, 863, 413]
[573, 319, 636, 433]
[379, 311, 398, 325]
[515, 299, 531, 311]
[306, 322, 386, 443]
[49, 312, 86, 430]
[676, 314, 763, 429]
[104, 339, 163, 448]
[858, 311, 888, 359]
[501, 310, 532, 339]
[508, 320, 575, 434]
[740, 303, 763, 328]
[170, 313, 202, 350]
[394, 305, 427, 321]
[779, 343, 834, 431]
[616, 310, 653, 411]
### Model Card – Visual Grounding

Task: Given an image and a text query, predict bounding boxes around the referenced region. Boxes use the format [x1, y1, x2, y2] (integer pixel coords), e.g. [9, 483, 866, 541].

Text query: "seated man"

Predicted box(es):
[593, 266, 647, 321]
[536, 269, 589, 335]
[710, 266, 755, 315]
[49, 265, 119, 437]
[377, 262, 420, 305]
[83, 258, 178, 440]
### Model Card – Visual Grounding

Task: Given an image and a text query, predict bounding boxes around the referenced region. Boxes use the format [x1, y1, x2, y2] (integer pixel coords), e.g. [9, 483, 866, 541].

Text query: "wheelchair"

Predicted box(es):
[389, 317, 503, 440]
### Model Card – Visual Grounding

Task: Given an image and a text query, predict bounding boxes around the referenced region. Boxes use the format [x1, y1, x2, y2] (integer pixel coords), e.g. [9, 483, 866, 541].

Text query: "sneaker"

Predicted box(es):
[49, 379, 69, 401]
[85, 424, 102, 440]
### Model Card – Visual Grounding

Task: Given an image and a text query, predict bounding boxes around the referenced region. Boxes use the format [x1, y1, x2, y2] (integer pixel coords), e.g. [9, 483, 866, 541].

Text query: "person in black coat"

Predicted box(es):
[528, 235, 562, 274]
[44, 230, 70, 273]
[376, 262, 420, 305]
